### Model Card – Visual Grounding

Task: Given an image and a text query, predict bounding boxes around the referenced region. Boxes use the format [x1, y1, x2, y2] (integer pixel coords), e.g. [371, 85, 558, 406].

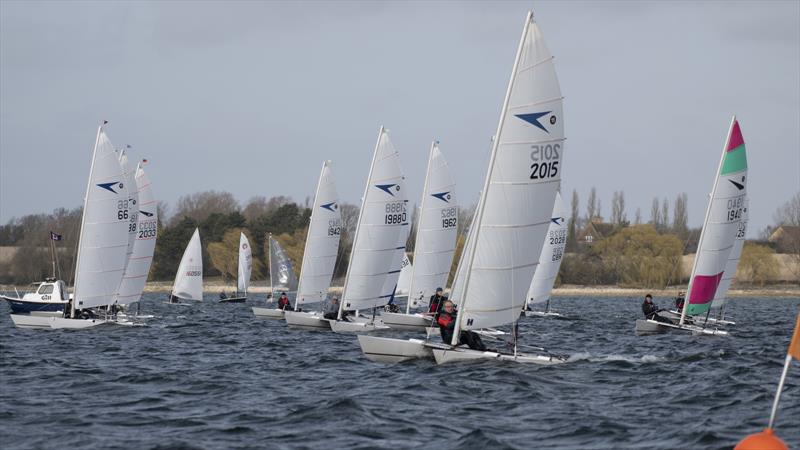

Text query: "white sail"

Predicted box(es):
[116, 161, 158, 305]
[396, 254, 412, 296]
[341, 127, 409, 312]
[712, 197, 748, 308]
[526, 191, 567, 306]
[237, 232, 252, 294]
[269, 236, 298, 293]
[295, 161, 342, 307]
[72, 126, 132, 309]
[118, 148, 139, 272]
[406, 142, 458, 310]
[171, 228, 203, 301]
[682, 117, 748, 320]
[449, 210, 478, 308]
[456, 13, 564, 333]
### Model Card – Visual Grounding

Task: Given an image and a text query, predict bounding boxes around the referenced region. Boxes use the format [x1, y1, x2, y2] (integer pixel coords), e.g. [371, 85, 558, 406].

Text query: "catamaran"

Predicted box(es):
[219, 232, 252, 303]
[524, 191, 567, 318]
[381, 141, 458, 331]
[167, 228, 203, 304]
[328, 127, 409, 334]
[10, 123, 137, 329]
[635, 117, 748, 336]
[279, 162, 342, 326]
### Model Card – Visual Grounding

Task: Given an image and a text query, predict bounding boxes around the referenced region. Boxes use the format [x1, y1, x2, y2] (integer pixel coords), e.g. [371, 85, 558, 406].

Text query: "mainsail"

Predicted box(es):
[295, 161, 341, 307]
[116, 161, 158, 305]
[238, 232, 252, 294]
[269, 236, 298, 293]
[526, 191, 567, 306]
[682, 117, 748, 319]
[73, 125, 132, 310]
[406, 142, 458, 311]
[396, 254, 412, 297]
[340, 127, 409, 313]
[454, 12, 565, 336]
[712, 197, 748, 309]
[171, 228, 203, 301]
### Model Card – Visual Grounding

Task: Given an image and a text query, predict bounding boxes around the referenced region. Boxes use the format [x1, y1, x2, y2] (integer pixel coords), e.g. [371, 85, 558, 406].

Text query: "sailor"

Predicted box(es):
[436, 300, 487, 351]
[428, 288, 447, 315]
[642, 294, 670, 323]
[219, 291, 228, 300]
[277, 292, 292, 310]
[675, 292, 686, 312]
[324, 296, 341, 320]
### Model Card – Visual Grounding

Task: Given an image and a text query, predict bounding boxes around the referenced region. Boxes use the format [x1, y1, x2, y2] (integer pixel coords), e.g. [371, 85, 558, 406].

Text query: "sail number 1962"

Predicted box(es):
[441, 207, 457, 229]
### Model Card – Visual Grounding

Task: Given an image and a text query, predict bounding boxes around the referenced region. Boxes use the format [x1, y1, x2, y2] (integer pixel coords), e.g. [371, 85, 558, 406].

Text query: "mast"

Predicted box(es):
[268, 234, 274, 300]
[451, 13, 532, 345]
[339, 127, 384, 320]
[406, 142, 437, 314]
[680, 116, 736, 326]
[295, 161, 327, 311]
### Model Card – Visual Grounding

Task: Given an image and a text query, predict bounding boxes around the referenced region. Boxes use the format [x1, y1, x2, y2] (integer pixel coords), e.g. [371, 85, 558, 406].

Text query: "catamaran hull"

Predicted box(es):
[524, 310, 563, 318]
[252, 307, 286, 319]
[284, 311, 331, 330]
[431, 347, 567, 365]
[329, 319, 390, 334]
[219, 296, 246, 304]
[2, 296, 68, 314]
[380, 312, 432, 331]
[357, 336, 433, 362]
[635, 319, 728, 336]
[10, 314, 110, 330]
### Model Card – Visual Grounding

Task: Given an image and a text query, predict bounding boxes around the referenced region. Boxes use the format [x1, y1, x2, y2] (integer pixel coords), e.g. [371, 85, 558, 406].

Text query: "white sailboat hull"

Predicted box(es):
[524, 310, 563, 318]
[252, 307, 286, 319]
[329, 318, 389, 334]
[284, 311, 331, 331]
[357, 336, 434, 363]
[380, 312, 432, 331]
[10, 314, 110, 330]
[431, 347, 567, 365]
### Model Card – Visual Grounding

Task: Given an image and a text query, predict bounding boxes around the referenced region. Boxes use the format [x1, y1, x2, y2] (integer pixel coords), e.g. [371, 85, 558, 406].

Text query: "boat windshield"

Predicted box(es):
[37, 284, 54, 295]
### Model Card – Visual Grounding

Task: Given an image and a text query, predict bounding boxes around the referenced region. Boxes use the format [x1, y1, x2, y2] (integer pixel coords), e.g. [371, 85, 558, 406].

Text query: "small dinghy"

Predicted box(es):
[254, 162, 340, 320]
[635, 117, 747, 336]
[524, 192, 567, 319]
[219, 232, 252, 304]
[166, 228, 203, 305]
[251, 234, 297, 311]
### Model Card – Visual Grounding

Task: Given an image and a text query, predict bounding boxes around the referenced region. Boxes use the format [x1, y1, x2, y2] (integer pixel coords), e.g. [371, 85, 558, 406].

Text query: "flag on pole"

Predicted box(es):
[788, 312, 800, 360]
[50, 231, 62, 241]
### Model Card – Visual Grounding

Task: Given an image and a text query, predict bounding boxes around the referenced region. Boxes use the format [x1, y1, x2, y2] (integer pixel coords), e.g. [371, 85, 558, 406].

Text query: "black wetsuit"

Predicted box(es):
[642, 300, 670, 323]
[428, 294, 446, 315]
[437, 310, 487, 351]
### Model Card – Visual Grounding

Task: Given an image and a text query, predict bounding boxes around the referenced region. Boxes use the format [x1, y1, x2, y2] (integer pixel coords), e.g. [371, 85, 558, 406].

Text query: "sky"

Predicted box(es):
[1, 0, 798, 237]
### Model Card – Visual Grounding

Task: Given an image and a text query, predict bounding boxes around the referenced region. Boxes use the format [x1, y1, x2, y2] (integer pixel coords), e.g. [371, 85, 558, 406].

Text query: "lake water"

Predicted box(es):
[1, 294, 798, 449]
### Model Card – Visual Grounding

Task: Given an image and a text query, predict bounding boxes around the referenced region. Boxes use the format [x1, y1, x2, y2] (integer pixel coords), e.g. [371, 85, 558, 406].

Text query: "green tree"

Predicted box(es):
[593, 225, 683, 288]
[739, 242, 780, 286]
[151, 217, 198, 280]
[207, 228, 264, 283]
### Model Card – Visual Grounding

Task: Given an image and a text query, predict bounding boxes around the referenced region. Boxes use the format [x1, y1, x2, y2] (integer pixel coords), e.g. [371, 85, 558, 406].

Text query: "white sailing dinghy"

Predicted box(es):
[167, 228, 203, 304]
[382, 141, 458, 331]
[524, 191, 567, 318]
[11, 123, 135, 329]
[329, 127, 409, 334]
[219, 232, 252, 303]
[115, 160, 158, 314]
[269, 162, 342, 326]
[430, 11, 567, 364]
[635, 117, 747, 336]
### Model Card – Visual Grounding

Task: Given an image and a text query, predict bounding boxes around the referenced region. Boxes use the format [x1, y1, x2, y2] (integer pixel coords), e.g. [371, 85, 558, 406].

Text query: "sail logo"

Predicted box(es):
[516, 111, 554, 133]
[242, 243, 248, 250]
[551, 216, 564, 225]
[321, 202, 338, 212]
[97, 181, 123, 194]
[376, 184, 400, 196]
[140, 210, 154, 217]
[432, 192, 452, 203]
[466, 318, 474, 326]
[729, 176, 745, 190]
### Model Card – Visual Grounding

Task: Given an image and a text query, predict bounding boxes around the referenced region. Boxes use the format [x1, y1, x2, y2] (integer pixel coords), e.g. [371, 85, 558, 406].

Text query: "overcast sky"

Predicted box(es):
[1, 0, 798, 236]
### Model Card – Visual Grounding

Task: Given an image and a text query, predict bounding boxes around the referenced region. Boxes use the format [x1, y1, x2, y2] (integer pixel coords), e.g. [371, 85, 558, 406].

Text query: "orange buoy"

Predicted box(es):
[735, 428, 788, 450]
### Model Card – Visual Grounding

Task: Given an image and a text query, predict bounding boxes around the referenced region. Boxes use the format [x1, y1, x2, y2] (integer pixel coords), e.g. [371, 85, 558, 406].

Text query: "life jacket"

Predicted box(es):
[437, 312, 454, 328]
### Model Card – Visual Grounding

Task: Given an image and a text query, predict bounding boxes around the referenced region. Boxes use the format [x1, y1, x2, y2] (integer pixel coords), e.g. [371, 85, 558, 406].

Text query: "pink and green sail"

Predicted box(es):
[684, 117, 748, 317]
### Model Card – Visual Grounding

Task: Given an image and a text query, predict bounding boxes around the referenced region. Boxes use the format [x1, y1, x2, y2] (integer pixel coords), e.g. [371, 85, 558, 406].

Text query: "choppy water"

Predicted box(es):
[1, 294, 799, 449]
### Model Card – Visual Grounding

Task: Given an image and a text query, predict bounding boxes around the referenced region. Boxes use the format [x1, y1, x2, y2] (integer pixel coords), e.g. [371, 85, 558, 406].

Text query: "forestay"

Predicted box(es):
[116, 161, 158, 305]
[295, 161, 341, 307]
[172, 228, 203, 301]
[526, 191, 567, 306]
[407, 142, 458, 310]
[456, 13, 565, 332]
[711, 197, 748, 309]
[341, 128, 409, 312]
[269, 236, 297, 293]
[73, 126, 133, 310]
[683, 118, 748, 319]
[238, 232, 252, 294]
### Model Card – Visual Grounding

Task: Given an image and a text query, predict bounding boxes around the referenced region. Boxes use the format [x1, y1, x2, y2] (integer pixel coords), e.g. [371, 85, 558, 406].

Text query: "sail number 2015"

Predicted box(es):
[385, 201, 407, 225]
[529, 143, 560, 180]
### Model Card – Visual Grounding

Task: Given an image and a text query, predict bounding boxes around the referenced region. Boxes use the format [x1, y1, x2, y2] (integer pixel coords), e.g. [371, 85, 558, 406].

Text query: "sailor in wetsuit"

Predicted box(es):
[642, 294, 670, 323]
[428, 288, 446, 316]
[277, 292, 292, 310]
[437, 300, 487, 351]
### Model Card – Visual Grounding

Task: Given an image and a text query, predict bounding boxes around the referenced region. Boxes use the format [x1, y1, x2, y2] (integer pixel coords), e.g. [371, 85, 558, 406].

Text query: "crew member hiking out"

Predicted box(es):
[642, 294, 671, 324]
[437, 300, 487, 351]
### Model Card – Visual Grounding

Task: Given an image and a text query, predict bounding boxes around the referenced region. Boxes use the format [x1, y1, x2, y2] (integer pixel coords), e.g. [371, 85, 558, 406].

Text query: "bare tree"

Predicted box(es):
[661, 197, 670, 232]
[171, 190, 239, 225]
[568, 189, 579, 251]
[586, 187, 597, 222]
[634, 207, 642, 225]
[650, 197, 661, 228]
[774, 191, 800, 226]
[672, 192, 689, 238]
[611, 191, 627, 225]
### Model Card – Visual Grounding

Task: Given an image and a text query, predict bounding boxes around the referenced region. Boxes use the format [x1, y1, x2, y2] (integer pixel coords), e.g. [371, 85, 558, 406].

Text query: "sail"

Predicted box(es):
[118, 148, 139, 273]
[269, 236, 298, 293]
[72, 126, 132, 309]
[237, 232, 252, 294]
[407, 142, 458, 309]
[295, 161, 341, 306]
[171, 228, 203, 301]
[396, 254, 412, 296]
[449, 215, 476, 308]
[712, 197, 748, 308]
[341, 128, 409, 311]
[526, 191, 567, 305]
[115, 162, 158, 305]
[457, 13, 564, 332]
[685, 118, 748, 317]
